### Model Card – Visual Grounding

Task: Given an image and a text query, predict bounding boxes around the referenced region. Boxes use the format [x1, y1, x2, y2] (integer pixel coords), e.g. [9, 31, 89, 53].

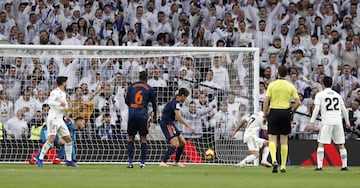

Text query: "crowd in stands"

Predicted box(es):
[1, 0, 360, 141]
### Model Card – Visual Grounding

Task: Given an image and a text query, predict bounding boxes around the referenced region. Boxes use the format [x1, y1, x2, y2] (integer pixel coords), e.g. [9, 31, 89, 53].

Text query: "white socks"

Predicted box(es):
[65, 142, 73, 161]
[317, 147, 324, 168]
[261, 146, 270, 163]
[39, 141, 52, 160]
[339, 148, 347, 168]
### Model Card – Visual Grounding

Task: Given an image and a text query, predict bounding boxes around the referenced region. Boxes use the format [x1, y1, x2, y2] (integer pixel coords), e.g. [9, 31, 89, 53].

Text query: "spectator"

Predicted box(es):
[147, 67, 167, 87]
[96, 113, 117, 140]
[211, 56, 230, 90]
[62, 25, 82, 45]
[179, 101, 214, 139]
[98, 21, 119, 45]
[318, 43, 338, 77]
[173, 32, 193, 47]
[335, 64, 359, 104]
[14, 87, 41, 122]
[177, 66, 193, 91]
[288, 72, 309, 97]
[210, 102, 236, 140]
[234, 20, 253, 47]
[0, 11, 15, 39]
[4, 108, 28, 140]
[25, 12, 41, 44]
[0, 88, 14, 124]
[199, 70, 222, 99]
[28, 111, 46, 140]
[47, 3, 65, 32]
[193, 27, 211, 47]
[152, 11, 171, 42]
[339, 38, 360, 72]
[122, 29, 139, 46]
[16, 1, 32, 34]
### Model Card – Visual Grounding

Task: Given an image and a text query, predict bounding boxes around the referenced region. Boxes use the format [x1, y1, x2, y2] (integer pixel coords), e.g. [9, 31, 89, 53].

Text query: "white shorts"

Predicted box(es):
[317, 124, 345, 144]
[244, 136, 266, 151]
[47, 116, 70, 138]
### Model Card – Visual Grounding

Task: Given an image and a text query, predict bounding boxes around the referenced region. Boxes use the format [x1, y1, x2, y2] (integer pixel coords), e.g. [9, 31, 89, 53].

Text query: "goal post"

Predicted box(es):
[0, 45, 260, 164]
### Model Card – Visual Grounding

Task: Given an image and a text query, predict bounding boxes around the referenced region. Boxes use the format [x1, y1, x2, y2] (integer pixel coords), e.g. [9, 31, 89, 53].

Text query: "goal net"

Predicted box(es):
[0, 45, 259, 164]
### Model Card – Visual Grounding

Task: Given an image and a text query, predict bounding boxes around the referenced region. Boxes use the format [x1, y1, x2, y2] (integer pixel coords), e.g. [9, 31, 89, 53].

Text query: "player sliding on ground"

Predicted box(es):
[159, 88, 195, 167]
[229, 111, 272, 168]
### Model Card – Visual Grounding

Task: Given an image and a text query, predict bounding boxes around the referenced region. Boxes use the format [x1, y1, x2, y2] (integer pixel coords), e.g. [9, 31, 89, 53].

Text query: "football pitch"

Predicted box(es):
[0, 164, 359, 188]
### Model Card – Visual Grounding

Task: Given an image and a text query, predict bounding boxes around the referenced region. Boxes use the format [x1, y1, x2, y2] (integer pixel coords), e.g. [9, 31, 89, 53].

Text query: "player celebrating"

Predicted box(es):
[125, 71, 157, 168]
[159, 88, 195, 167]
[36, 76, 76, 167]
[229, 111, 271, 168]
[308, 76, 350, 171]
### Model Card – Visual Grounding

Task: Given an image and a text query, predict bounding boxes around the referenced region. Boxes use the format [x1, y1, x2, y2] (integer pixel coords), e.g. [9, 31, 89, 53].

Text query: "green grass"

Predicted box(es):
[0, 164, 359, 188]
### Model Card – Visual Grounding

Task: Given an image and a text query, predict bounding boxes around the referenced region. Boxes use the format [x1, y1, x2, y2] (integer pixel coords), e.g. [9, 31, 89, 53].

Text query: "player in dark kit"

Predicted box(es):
[159, 88, 195, 167]
[125, 71, 157, 168]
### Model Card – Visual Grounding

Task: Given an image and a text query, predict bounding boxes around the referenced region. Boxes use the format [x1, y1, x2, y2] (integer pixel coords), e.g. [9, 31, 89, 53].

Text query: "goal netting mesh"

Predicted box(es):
[0, 45, 259, 164]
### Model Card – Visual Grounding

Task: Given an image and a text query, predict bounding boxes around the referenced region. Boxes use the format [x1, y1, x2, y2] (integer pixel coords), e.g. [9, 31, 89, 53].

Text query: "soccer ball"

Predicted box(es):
[205, 149, 215, 160]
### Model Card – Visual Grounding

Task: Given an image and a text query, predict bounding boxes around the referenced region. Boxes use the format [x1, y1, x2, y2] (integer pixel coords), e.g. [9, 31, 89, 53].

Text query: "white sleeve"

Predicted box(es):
[310, 104, 320, 123]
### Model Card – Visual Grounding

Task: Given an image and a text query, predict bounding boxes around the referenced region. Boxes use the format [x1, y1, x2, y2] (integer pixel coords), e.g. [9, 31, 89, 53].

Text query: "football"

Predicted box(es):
[205, 149, 215, 160]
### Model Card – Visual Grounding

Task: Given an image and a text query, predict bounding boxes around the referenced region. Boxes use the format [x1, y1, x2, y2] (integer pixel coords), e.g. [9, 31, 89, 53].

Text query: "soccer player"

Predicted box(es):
[159, 88, 195, 167]
[30, 116, 86, 165]
[308, 76, 350, 171]
[229, 111, 271, 168]
[263, 65, 301, 173]
[125, 71, 157, 168]
[36, 76, 76, 167]
[53, 116, 86, 164]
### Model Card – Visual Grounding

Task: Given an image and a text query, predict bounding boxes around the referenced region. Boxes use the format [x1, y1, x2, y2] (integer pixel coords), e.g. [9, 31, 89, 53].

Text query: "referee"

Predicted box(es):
[263, 65, 301, 173]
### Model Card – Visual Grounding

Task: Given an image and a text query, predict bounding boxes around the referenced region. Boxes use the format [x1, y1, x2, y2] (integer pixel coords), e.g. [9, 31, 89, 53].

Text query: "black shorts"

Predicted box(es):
[267, 108, 292, 135]
[127, 117, 149, 136]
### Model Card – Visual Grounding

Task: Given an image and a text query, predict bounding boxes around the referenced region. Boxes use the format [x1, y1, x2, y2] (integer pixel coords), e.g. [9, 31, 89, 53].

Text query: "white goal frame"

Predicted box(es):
[0, 45, 260, 164]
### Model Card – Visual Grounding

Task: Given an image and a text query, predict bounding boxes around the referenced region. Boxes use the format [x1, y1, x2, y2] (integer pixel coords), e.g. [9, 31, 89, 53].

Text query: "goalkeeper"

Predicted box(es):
[229, 111, 271, 168]
[30, 116, 85, 165]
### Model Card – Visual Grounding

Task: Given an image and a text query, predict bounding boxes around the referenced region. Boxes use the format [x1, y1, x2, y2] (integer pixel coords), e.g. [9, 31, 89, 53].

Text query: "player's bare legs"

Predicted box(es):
[160, 136, 180, 167]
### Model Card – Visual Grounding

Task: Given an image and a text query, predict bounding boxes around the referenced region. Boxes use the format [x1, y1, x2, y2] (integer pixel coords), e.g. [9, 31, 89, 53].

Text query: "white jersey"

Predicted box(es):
[47, 87, 68, 119]
[311, 88, 349, 126]
[243, 112, 267, 142]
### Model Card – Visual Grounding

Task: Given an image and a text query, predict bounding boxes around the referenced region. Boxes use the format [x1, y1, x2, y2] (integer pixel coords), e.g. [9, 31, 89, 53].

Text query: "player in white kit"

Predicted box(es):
[308, 76, 350, 171]
[36, 76, 77, 167]
[230, 111, 271, 167]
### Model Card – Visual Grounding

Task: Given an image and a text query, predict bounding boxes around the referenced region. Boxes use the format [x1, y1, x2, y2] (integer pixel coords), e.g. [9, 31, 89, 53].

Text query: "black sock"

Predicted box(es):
[140, 143, 147, 164]
[162, 145, 176, 162]
[127, 142, 134, 164]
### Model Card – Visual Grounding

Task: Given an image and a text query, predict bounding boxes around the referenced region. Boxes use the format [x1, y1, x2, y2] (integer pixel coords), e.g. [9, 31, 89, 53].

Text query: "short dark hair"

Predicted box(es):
[278, 65, 288, 77]
[56, 76, 68, 86]
[178, 88, 190, 97]
[139, 71, 148, 81]
[323, 76, 333, 88]
[75, 116, 84, 122]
